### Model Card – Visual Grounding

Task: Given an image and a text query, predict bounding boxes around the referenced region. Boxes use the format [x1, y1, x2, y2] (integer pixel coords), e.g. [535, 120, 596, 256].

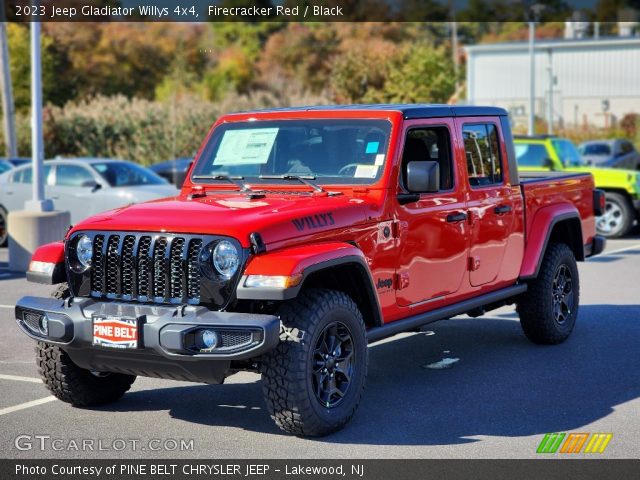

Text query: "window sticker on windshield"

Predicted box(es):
[375, 154, 385, 166]
[354, 165, 378, 178]
[365, 141, 379, 154]
[214, 128, 279, 166]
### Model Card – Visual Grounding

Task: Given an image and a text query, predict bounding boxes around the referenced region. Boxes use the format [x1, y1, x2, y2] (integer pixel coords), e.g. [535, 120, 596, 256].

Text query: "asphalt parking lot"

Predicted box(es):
[1, 236, 639, 459]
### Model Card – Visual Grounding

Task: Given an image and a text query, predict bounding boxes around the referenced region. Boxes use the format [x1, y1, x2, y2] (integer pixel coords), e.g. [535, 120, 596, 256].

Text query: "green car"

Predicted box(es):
[515, 136, 640, 238]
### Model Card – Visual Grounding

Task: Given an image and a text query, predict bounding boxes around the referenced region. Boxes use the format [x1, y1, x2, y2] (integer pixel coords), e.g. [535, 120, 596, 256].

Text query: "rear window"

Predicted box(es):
[579, 143, 610, 156]
[91, 162, 167, 187]
[515, 144, 550, 167]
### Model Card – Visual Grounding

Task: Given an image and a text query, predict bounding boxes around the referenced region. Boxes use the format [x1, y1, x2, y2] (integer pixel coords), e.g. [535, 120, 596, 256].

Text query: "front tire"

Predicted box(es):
[261, 289, 368, 437]
[36, 285, 136, 406]
[596, 192, 633, 238]
[517, 243, 580, 345]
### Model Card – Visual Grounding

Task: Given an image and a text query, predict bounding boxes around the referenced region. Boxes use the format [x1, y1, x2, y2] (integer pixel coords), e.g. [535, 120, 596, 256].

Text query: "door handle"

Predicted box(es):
[446, 212, 467, 223]
[494, 205, 512, 215]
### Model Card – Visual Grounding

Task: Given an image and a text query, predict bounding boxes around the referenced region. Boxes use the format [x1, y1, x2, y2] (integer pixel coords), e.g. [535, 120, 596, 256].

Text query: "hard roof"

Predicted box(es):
[232, 104, 508, 120]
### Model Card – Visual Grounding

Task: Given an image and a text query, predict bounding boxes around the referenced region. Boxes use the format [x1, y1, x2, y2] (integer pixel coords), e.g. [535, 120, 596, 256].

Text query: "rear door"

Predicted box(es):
[456, 118, 519, 287]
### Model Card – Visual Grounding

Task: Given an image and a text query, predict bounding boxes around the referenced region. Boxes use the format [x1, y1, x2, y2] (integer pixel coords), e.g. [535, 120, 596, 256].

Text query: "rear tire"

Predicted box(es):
[596, 192, 633, 238]
[517, 243, 579, 345]
[36, 285, 136, 406]
[261, 289, 368, 436]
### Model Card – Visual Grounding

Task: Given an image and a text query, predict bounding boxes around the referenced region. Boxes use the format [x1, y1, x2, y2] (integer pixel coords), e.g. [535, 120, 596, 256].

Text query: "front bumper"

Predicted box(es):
[14, 296, 280, 384]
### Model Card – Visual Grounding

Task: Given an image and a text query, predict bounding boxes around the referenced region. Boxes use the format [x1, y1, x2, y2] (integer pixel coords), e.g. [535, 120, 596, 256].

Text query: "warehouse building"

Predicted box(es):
[465, 37, 640, 130]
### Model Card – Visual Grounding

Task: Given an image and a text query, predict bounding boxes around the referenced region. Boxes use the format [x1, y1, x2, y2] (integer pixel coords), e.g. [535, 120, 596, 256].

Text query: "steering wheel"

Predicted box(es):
[338, 163, 360, 176]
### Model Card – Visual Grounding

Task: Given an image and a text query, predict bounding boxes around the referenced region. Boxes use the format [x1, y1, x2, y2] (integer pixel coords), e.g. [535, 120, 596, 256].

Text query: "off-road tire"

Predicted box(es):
[261, 289, 368, 437]
[597, 192, 633, 238]
[36, 285, 136, 406]
[517, 243, 580, 345]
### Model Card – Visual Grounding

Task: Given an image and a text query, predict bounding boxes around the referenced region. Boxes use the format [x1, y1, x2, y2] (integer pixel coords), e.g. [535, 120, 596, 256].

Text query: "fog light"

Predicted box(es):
[200, 329, 219, 350]
[40, 315, 48, 336]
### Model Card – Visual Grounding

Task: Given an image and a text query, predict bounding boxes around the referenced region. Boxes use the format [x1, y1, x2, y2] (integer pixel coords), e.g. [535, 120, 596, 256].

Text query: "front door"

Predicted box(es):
[456, 118, 517, 287]
[395, 119, 469, 307]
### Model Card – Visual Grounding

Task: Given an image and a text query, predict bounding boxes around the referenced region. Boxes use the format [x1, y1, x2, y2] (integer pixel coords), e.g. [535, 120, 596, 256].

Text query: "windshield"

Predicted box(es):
[579, 143, 611, 156]
[91, 162, 168, 187]
[552, 139, 584, 167]
[192, 119, 392, 185]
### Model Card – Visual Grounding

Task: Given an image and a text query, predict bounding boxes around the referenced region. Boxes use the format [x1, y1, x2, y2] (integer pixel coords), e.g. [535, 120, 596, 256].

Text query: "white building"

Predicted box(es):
[465, 37, 640, 130]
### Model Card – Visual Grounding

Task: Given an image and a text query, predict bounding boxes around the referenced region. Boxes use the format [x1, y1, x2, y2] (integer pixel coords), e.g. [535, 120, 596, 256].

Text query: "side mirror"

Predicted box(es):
[406, 161, 439, 193]
[543, 157, 555, 170]
[82, 180, 102, 192]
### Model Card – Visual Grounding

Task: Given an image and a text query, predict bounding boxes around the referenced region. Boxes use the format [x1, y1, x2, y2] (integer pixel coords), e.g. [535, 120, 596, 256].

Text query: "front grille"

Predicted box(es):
[22, 310, 44, 334]
[87, 233, 204, 305]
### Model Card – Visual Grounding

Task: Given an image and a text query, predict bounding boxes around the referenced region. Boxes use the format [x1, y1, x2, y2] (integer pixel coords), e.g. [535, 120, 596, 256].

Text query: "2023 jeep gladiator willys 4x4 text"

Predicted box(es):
[16, 105, 605, 436]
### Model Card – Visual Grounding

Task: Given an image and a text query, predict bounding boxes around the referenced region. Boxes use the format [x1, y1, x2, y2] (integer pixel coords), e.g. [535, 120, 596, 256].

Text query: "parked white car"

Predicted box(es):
[0, 158, 178, 246]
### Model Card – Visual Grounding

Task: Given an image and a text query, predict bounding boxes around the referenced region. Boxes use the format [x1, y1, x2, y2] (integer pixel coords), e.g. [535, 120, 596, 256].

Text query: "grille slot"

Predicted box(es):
[91, 235, 105, 295]
[219, 330, 253, 349]
[105, 235, 121, 296]
[137, 236, 152, 300]
[170, 238, 186, 301]
[22, 310, 44, 335]
[121, 235, 136, 298]
[152, 237, 168, 300]
[187, 239, 203, 302]
[86, 233, 210, 305]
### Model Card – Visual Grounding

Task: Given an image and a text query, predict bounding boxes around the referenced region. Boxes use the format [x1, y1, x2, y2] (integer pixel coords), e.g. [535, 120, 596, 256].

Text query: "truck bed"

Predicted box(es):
[519, 170, 597, 252]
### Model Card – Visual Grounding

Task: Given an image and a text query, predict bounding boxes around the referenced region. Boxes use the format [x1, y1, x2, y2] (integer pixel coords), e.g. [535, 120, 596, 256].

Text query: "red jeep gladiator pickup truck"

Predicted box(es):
[16, 105, 605, 436]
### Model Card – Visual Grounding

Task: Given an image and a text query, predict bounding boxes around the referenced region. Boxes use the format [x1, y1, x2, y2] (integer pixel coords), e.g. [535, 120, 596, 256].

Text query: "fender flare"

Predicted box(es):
[236, 242, 382, 327]
[519, 204, 583, 280]
[26, 241, 66, 285]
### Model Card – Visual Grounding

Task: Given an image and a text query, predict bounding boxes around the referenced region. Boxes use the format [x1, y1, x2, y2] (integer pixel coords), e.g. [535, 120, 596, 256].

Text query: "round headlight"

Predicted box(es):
[76, 235, 93, 269]
[212, 240, 239, 279]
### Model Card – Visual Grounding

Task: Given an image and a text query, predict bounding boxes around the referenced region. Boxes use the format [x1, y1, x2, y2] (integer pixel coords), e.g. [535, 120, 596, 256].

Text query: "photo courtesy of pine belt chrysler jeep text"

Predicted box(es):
[15, 105, 605, 436]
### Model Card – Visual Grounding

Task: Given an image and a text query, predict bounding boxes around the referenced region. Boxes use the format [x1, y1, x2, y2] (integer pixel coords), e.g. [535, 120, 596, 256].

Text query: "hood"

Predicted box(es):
[71, 192, 370, 247]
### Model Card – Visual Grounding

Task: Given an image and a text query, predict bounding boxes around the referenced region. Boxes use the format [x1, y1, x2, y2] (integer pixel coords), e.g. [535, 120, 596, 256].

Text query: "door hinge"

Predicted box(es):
[468, 256, 481, 271]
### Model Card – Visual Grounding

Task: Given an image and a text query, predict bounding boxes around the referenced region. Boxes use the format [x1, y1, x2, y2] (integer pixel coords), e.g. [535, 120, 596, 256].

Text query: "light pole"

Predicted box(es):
[0, 1, 17, 157]
[26, 19, 52, 212]
[528, 20, 536, 136]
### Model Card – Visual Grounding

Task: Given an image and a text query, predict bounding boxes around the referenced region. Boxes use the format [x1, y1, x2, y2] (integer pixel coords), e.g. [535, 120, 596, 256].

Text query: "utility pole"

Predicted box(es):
[547, 49, 554, 135]
[0, 2, 17, 157]
[450, 0, 459, 95]
[528, 21, 536, 136]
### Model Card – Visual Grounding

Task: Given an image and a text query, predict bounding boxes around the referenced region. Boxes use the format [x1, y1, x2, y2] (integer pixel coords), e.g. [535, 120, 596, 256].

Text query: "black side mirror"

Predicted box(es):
[82, 180, 102, 192]
[407, 161, 440, 193]
[543, 157, 555, 170]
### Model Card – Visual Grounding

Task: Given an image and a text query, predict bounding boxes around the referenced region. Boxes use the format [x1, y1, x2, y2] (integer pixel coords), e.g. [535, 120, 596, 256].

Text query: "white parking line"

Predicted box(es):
[0, 304, 13, 309]
[0, 396, 56, 416]
[0, 374, 42, 384]
[590, 243, 640, 260]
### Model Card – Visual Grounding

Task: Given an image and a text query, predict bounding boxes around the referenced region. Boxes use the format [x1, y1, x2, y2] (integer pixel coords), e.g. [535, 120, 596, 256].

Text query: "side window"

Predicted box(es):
[515, 143, 550, 167]
[462, 123, 503, 187]
[12, 166, 52, 184]
[55, 164, 95, 187]
[620, 141, 633, 154]
[401, 126, 453, 191]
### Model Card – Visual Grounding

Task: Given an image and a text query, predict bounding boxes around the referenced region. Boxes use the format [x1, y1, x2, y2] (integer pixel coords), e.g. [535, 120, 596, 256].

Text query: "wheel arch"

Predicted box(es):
[236, 242, 383, 329]
[520, 207, 584, 280]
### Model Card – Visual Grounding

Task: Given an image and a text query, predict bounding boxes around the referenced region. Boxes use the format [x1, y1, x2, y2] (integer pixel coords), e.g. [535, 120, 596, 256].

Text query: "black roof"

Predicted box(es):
[232, 104, 508, 120]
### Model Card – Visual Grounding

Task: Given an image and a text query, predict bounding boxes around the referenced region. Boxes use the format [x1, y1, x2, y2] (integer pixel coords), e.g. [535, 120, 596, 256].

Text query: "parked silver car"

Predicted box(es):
[0, 158, 178, 246]
[578, 139, 640, 170]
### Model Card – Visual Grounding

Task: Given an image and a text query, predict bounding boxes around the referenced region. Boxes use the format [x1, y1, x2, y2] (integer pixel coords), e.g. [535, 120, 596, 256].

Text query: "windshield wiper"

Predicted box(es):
[191, 174, 265, 198]
[259, 174, 324, 193]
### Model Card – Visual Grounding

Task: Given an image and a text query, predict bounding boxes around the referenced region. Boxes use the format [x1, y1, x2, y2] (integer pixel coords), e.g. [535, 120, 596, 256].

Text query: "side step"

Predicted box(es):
[367, 284, 527, 343]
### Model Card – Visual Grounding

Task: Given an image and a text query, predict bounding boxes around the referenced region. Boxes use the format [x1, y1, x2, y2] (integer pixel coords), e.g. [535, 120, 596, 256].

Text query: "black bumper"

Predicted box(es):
[585, 235, 606, 258]
[14, 296, 281, 384]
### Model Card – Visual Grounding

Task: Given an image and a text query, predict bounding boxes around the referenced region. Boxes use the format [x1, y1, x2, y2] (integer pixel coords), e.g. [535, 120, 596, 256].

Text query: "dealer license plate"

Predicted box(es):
[92, 315, 139, 349]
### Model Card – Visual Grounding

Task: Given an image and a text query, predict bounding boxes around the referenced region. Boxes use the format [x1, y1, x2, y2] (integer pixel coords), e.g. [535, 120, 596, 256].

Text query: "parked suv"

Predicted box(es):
[515, 135, 640, 238]
[15, 105, 604, 436]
